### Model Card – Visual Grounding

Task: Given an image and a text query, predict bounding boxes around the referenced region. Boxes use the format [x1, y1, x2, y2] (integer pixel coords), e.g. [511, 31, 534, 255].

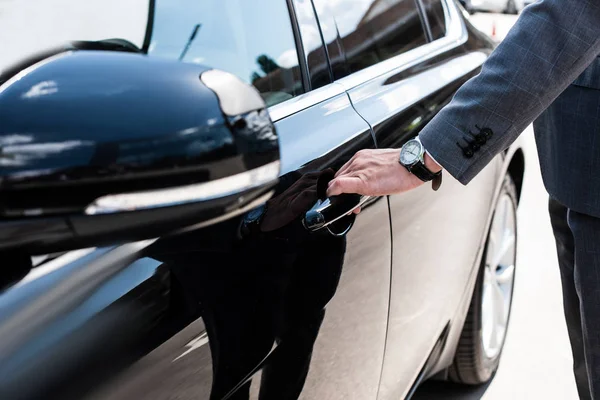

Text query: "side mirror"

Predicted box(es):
[0, 50, 280, 254]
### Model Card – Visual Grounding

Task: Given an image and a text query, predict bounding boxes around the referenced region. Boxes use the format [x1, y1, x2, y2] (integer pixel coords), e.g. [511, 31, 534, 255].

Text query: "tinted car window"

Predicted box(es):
[314, 0, 427, 75]
[423, 0, 447, 40]
[150, 0, 304, 107]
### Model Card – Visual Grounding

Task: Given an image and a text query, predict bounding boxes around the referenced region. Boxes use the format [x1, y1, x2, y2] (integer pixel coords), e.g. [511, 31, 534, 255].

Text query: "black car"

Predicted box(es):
[0, 0, 526, 399]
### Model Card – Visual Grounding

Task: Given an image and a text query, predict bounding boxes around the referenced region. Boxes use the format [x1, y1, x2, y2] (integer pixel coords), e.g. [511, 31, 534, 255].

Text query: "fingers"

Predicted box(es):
[335, 150, 364, 178]
[326, 176, 364, 197]
[335, 148, 381, 178]
[335, 159, 353, 178]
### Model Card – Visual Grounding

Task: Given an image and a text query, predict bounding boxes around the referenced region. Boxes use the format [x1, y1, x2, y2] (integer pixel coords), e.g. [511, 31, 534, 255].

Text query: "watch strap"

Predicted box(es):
[409, 162, 436, 181]
[432, 172, 442, 191]
[408, 161, 443, 191]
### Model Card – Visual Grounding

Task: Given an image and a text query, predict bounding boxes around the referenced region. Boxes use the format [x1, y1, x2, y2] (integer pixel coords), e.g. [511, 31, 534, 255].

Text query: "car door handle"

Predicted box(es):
[303, 194, 370, 236]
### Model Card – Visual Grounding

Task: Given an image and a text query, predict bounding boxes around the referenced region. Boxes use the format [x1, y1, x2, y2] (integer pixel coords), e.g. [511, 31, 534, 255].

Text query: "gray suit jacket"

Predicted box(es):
[419, 0, 600, 216]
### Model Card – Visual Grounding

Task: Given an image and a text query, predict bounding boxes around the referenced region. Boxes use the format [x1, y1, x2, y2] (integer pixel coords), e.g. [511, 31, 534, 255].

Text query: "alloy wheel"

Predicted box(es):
[480, 193, 517, 359]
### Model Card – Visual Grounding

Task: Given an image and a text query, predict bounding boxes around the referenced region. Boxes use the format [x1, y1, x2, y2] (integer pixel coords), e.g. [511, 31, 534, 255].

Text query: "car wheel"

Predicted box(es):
[504, 0, 519, 14]
[450, 175, 518, 385]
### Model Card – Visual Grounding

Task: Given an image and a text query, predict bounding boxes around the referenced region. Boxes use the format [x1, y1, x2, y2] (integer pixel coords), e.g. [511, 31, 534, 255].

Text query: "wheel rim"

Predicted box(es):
[481, 193, 516, 359]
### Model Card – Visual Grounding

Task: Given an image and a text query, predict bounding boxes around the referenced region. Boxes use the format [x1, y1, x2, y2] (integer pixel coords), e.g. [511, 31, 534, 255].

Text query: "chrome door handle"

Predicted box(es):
[303, 194, 370, 236]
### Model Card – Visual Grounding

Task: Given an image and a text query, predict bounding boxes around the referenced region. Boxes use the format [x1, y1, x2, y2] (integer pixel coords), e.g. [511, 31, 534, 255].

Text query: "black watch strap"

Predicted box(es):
[408, 162, 443, 191]
[408, 162, 436, 181]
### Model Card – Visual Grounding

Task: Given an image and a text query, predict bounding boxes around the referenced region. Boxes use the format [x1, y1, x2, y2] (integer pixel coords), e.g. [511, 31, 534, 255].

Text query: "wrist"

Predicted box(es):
[424, 152, 442, 174]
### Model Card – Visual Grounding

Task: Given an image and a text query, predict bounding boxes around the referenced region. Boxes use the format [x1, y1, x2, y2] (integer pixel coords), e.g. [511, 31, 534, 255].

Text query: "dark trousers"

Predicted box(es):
[549, 198, 600, 400]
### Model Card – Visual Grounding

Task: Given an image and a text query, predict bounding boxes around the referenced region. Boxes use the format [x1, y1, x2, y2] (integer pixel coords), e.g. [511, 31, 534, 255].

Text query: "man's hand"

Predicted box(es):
[326, 148, 442, 197]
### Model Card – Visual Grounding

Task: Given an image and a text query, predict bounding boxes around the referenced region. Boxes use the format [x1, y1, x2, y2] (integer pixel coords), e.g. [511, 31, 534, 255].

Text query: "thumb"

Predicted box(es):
[326, 176, 364, 197]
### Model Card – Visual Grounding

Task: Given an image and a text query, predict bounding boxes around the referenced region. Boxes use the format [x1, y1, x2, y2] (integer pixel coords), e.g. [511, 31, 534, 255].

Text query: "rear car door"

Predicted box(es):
[312, 0, 500, 398]
[0, 1, 392, 399]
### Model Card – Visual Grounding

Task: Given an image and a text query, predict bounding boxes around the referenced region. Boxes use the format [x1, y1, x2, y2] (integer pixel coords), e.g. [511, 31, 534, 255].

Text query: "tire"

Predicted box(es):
[504, 0, 518, 14]
[449, 175, 518, 385]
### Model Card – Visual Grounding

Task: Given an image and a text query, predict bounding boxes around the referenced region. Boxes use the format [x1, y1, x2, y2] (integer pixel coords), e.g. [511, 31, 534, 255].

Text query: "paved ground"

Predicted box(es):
[414, 12, 579, 400]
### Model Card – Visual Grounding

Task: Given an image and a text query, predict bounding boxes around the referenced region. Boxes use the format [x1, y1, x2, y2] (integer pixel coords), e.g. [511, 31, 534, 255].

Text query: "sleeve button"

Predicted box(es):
[480, 128, 494, 139]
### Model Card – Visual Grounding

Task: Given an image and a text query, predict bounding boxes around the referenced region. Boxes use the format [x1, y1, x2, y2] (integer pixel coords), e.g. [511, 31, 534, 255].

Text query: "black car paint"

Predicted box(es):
[0, 1, 524, 399]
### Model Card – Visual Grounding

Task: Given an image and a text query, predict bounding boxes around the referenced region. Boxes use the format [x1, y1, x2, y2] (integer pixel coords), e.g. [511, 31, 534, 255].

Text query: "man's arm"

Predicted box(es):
[420, 0, 600, 184]
[327, 0, 600, 197]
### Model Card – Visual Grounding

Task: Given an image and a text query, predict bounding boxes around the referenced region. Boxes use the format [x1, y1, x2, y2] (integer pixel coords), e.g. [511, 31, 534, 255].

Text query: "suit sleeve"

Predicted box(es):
[419, 0, 600, 185]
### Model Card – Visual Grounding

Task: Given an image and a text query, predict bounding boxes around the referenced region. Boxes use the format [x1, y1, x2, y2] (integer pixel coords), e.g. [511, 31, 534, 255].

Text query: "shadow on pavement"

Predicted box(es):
[412, 379, 491, 399]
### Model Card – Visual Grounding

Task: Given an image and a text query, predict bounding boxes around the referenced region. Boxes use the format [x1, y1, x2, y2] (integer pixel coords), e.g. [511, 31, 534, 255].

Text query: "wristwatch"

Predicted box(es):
[399, 136, 442, 191]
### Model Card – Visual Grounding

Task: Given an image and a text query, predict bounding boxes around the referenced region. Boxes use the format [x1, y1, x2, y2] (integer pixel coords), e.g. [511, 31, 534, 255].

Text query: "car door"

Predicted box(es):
[152, 1, 392, 397]
[312, 0, 500, 398]
[242, 1, 393, 398]
[96, 1, 392, 398]
[0, 1, 392, 399]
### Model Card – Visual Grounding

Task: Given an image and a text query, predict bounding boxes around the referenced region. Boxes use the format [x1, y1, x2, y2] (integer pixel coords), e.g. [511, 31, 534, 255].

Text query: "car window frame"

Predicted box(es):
[415, 0, 435, 42]
[268, 0, 336, 122]
[286, 0, 313, 93]
[310, 0, 430, 81]
[335, 0, 462, 90]
[141, 0, 156, 53]
[417, 0, 449, 42]
[269, 0, 463, 122]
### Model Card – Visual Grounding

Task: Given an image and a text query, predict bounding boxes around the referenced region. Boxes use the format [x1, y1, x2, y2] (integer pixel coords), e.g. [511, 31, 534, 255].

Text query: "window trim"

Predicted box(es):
[289, 0, 334, 92]
[418, 0, 450, 42]
[141, 0, 156, 53]
[415, 0, 435, 42]
[287, 0, 312, 92]
[269, 81, 345, 122]
[309, 0, 335, 83]
[268, 0, 465, 122]
[335, 0, 465, 90]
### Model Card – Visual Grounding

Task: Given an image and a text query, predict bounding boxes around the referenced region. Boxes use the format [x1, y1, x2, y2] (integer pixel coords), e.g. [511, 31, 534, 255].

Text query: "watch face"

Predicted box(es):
[400, 139, 423, 165]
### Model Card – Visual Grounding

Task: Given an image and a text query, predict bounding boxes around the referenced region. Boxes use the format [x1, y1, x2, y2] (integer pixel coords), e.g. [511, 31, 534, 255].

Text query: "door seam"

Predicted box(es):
[344, 90, 394, 400]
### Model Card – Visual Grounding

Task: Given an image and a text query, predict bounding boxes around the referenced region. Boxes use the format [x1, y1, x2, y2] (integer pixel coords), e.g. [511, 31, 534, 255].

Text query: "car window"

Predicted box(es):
[313, 0, 427, 75]
[422, 0, 447, 40]
[149, 0, 304, 107]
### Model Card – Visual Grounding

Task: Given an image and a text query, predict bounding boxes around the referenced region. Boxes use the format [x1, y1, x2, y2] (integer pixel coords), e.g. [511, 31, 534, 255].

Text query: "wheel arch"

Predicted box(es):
[506, 148, 525, 204]
[415, 147, 526, 385]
